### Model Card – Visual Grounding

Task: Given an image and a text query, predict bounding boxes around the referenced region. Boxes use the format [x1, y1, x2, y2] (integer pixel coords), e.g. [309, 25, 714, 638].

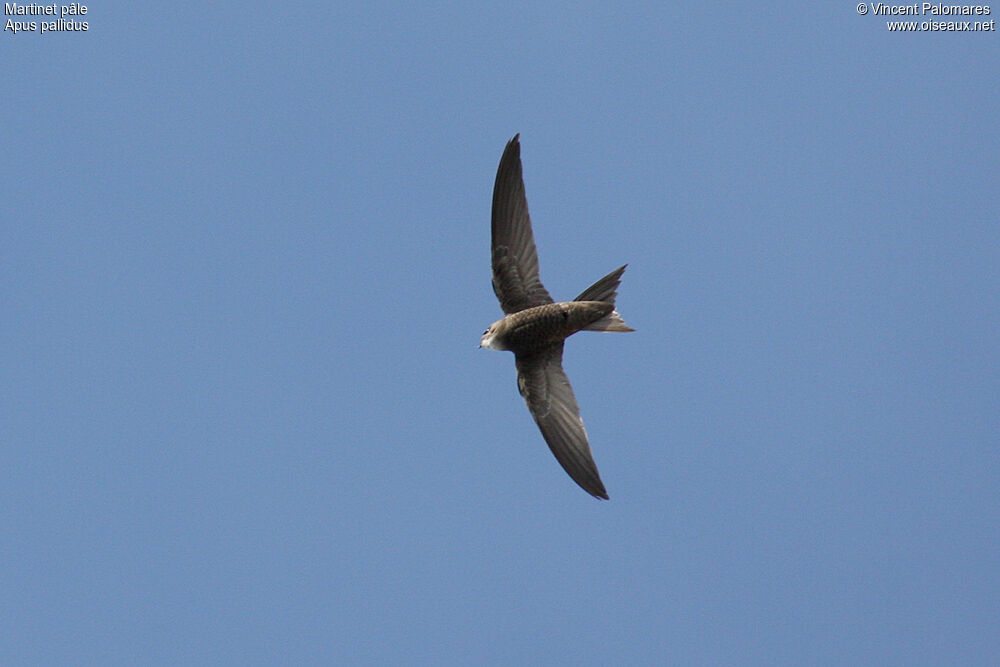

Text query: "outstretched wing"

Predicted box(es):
[515, 343, 608, 499]
[491, 134, 554, 315]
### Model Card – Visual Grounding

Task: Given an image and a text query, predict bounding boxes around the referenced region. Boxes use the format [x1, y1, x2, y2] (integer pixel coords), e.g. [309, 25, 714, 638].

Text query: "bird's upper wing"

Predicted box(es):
[491, 135, 554, 315]
[515, 343, 608, 499]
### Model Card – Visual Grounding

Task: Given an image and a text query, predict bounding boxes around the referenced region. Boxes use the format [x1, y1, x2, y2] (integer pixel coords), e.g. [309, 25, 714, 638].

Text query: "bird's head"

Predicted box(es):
[479, 321, 507, 351]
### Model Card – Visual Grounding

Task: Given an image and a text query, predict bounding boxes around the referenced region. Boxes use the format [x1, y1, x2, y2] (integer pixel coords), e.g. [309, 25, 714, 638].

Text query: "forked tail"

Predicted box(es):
[574, 265, 634, 332]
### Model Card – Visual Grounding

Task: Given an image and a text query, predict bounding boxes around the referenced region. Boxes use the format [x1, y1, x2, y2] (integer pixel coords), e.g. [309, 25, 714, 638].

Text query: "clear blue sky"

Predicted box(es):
[4, 3, 998, 665]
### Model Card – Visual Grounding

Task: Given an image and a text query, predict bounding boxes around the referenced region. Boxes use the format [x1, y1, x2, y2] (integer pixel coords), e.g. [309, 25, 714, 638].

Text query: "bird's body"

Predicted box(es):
[480, 301, 615, 353]
[480, 135, 633, 499]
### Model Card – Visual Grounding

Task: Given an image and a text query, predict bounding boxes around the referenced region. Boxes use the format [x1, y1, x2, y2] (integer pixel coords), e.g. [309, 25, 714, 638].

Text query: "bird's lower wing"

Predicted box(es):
[515, 344, 608, 499]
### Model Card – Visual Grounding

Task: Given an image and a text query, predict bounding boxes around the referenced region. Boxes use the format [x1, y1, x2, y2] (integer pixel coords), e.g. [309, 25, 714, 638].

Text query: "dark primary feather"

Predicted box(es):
[515, 344, 609, 499]
[491, 135, 554, 315]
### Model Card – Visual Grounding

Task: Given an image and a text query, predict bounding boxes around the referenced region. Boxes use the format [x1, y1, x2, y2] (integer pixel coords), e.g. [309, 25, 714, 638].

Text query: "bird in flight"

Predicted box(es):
[480, 135, 633, 499]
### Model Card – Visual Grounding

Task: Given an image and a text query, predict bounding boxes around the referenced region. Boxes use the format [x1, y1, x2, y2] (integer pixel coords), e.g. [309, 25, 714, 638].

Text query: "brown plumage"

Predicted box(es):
[480, 135, 633, 499]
